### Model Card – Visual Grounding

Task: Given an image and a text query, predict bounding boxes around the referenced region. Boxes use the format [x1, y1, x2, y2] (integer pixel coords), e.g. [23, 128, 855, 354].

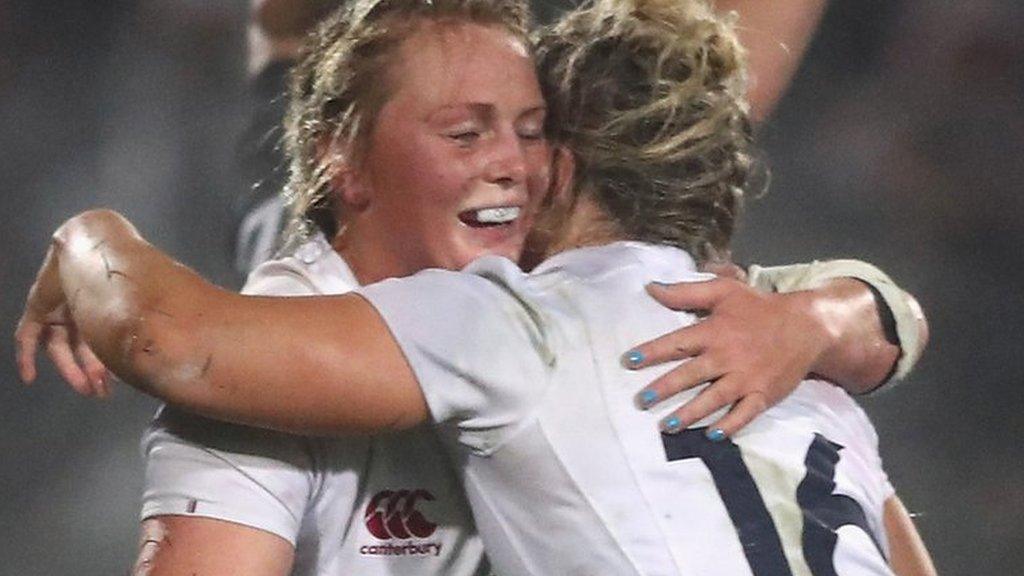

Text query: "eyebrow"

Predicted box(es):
[427, 102, 547, 123]
[519, 104, 548, 117]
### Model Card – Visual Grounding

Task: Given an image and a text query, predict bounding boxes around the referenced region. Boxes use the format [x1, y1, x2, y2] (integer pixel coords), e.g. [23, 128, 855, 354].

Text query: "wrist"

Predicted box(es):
[802, 279, 899, 392]
[780, 289, 838, 374]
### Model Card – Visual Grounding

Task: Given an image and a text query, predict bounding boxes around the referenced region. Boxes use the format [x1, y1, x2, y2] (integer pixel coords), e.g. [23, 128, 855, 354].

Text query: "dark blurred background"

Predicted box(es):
[1, 0, 1021, 574]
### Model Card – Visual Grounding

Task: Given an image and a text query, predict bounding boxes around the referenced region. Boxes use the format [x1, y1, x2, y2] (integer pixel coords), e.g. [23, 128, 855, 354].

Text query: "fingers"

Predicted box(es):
[706, 391, 770, 439]
[639, 373, 775, 441]
[645, 278, 736, 311]
[624, 321, 710, 369]
[635, 356, 719, 409]
[75, 339, 111, 397]
[16, 317, 112, 397]
[653, 374, 742, 434]
[14, 320, 43, 384]
[45, 324, 94, 396]
[630, 277, 818, 440]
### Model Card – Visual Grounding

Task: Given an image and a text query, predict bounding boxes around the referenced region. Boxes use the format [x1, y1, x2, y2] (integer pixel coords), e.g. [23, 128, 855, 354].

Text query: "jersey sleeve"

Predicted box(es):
[140, 253, 356, 544]
[848, 408, 896, 502]
[358, 258, 553, 456]
[140, 407, 317, 544]
[837, 402, 897, 502]
[241, 258, 321, 296]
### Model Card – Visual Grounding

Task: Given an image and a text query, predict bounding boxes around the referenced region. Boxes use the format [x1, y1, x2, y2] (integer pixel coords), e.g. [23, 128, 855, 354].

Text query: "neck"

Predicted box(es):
[330, 220, 411, 285]
[542, 193, 625, 260]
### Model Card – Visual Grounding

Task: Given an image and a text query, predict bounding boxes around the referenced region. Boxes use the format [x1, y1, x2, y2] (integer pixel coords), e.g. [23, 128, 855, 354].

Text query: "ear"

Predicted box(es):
[316, 134, 370, 210]
[549, 145, 577, 209]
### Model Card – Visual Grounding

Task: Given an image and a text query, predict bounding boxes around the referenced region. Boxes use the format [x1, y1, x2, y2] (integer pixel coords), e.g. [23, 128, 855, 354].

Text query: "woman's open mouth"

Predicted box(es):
[458, 206, 521, 228]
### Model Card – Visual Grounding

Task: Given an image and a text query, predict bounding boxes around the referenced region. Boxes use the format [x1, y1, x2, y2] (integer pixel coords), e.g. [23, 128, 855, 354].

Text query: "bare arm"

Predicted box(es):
[716, 0, 829, 122]
[133, 516, 294, 576]
[803, 277, 927, 388]
[16, 209, 427, 436]
[884, 496, 938, 576]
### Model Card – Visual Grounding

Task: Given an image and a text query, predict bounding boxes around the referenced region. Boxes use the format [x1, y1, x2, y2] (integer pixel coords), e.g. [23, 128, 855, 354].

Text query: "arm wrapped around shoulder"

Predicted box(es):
[748, 260, 928, 385]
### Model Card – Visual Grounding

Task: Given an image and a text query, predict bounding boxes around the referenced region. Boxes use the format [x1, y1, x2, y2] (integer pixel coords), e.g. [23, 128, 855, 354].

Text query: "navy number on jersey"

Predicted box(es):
[662, 428, 885, 575]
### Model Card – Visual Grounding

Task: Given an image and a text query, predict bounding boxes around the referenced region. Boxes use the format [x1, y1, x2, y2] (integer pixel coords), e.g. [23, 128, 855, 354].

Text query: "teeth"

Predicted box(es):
[475, 206, 520, 224]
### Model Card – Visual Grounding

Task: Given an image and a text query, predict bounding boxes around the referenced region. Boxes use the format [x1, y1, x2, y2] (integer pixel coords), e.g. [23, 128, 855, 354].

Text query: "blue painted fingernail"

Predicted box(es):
[661, 416, 682, 433]
[706, 428, 726, 442]
[638, 389, 658, 408]
[624, 350, 645, 367]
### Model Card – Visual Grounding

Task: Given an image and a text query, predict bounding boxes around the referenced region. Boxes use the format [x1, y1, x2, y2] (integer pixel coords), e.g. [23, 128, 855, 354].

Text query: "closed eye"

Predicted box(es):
[447, 130, 481, 146]
[517, 129, 545, 142]
[516, 107, 546, 143]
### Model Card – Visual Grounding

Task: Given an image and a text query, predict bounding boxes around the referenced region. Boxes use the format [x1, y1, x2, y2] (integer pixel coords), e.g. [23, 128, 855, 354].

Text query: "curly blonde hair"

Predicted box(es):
[282, 0, 532, 243]
[535, 0, 756, 262]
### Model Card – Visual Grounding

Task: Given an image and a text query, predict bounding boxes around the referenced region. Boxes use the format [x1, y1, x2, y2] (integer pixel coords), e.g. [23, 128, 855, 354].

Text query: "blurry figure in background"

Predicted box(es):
[234, 0, 341, 276]
[232, 0, 829, 276]
[16, 0, 933, 569]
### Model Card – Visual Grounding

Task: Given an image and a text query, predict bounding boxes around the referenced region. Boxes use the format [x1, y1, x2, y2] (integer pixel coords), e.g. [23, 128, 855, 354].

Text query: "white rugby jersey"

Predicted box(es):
[361, 242, 897, 576]
[141, 234, 488, 576]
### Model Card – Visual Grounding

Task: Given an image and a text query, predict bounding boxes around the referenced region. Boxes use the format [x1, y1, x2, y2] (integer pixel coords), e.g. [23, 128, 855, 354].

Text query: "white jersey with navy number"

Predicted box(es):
[360, 242, 897, 576]
[141, 233, 488, 576]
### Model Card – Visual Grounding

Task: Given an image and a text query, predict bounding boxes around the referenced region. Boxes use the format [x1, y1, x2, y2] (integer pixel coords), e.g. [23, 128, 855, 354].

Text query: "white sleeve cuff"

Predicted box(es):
[747, 259, 924, 383]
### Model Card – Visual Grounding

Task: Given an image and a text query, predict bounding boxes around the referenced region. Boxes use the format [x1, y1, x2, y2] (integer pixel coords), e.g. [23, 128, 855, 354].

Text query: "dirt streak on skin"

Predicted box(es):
[100, 252, 129, 280]
[200, 354, 213, 377]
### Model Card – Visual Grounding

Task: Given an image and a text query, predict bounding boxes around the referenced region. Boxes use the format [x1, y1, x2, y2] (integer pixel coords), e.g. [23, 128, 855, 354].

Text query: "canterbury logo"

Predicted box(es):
[364, 489, 438, 539]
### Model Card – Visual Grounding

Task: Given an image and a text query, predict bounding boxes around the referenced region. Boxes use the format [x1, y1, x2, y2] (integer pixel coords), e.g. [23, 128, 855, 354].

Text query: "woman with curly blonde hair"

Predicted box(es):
[17, 0, 933, 574]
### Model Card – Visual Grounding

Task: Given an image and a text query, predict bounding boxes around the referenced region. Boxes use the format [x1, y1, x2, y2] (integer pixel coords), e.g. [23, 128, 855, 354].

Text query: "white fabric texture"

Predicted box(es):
[362, 242, 896, 576]
[141, 233, 487, 576]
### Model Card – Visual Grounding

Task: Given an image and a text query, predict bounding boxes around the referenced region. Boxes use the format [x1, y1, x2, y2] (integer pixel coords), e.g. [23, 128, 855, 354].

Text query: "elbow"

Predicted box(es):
[847, 341, 901, 395]
[61, 208, 132, 235]
[54, 209, 141, 255]
[851, 291, 929, 395]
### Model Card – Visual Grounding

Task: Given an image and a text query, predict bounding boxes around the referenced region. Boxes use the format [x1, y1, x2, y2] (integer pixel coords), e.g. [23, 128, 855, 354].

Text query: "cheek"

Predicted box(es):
[525, 147, 553, 203]
[382, 142, 436, 190]
[372, 141, 467, 214]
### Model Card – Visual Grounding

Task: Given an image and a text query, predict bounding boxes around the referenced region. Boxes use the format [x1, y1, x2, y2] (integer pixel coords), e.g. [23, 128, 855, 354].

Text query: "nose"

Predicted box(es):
[483, 128, 528, 188]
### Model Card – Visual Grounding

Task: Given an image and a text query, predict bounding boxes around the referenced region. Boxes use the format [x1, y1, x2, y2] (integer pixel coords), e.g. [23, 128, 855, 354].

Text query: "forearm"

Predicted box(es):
[749, 260, 928, 394]
[51, 210, 219, 394]
[884, 496, 938, 576]
[46, 210, 425, 435]
[716, 0, 828, 122]
[787, 279, 899, 392]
